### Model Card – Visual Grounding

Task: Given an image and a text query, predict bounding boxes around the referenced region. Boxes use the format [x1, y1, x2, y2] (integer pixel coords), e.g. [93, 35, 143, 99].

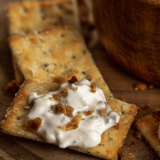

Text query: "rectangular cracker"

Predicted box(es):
[0, 78, 137, 160]
[8, 24, 112, 98]
[135, 111, 160, 157]
[7, 0, 79, 85]
[7, 0, 79, 35]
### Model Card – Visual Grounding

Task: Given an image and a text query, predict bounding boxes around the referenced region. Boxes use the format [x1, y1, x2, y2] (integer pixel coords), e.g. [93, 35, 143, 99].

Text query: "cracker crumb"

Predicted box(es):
[48, 97, 54, 101]
[24, 117, 43, 131]
[53, 104, 66, 114]
[74, 86, 78, 91]
[149, 84, 154, 89]
[84, 110, 95, 116]
[150, 110, 160, 121]
[65, 106, 74, 117]
[130, 142, 136, 147]
[90, 83, 96, 93]
[43, 95, 46, 98]
[68, 76, 78, 84]
[77, 111, 81, 114]
[128, 152, 135, 159]
[134, 131, 143, 140]
[101, 107, 107, 116]
[138, 104, 150, 112]
[4, 80, 19, 96]
[57, 132, 59, 135]
[134, 83, 147, 91]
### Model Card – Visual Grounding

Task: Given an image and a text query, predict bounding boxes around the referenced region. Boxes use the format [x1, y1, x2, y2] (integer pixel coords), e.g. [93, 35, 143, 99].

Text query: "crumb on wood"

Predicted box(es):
[133, 131, 143, 140]
[150, 110, 160, 121]
[130, 142, 136, 147]
[148, 84, 154, 89]
[4, 80, 19, 96]
[128, 152, 135, 159]
[138, 104, 151, 112]
[134, 83, 147, 91]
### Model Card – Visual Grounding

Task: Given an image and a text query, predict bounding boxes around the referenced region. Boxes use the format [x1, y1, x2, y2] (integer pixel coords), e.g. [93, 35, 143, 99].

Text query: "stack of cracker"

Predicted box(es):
[0, 0, 137, 160]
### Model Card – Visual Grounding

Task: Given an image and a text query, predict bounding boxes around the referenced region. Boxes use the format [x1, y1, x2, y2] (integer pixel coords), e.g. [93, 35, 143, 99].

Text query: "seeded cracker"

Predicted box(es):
[8, 25, 112, 98]
[7, 0, 79, 86]
[135, 110, 160, 157]
[1, 26, 137, 159]
[0, 79, 137, 160]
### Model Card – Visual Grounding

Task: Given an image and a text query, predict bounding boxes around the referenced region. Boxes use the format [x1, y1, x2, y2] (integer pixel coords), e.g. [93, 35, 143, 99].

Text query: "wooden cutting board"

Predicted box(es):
[0, 0, 160, 160]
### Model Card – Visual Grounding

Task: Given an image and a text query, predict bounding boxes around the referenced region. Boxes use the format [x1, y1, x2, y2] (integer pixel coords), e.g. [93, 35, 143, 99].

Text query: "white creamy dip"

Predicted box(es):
[25, 79, 120, 148]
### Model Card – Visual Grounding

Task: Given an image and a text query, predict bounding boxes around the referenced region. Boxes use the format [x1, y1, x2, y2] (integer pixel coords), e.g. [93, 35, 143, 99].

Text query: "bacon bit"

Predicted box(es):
[134, 83, 147, 91]
[114, 123, 119, 129]
[65, 106, 74, 117]
[150, 110, 160, 121]
[84, 110, 95, 116]
[48, 97, 54, 101]
[101, 107, 107, 116]
[90, 83, 96, 93]
[53, 88, 69, 101]
[74, 87, 78, 91]
[133, 131, 143, 140]
[77, 111, 81, 114]
[57, 132, 59, 135]
[57, 115, 82, 131]
[56, 125, 66, 130]
[24, 117, 43, 131]
[53, 104, 66, 114]
[66, 115, 82, 131]
[68, 76, 78, 84]
[53, 94, 61, 101]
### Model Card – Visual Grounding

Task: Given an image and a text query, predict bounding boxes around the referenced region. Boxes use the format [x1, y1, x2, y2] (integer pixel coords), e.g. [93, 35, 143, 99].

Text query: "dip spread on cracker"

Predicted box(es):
[24, 78, 120, 148]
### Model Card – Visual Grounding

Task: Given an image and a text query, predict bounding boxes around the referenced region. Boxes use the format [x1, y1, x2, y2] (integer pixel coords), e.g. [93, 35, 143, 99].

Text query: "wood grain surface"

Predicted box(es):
[0, 0, 160, 160]
[93, 0, 160, 86]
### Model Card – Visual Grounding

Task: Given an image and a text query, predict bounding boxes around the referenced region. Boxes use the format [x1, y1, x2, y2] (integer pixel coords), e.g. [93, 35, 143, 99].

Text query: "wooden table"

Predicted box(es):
[0, 0, 160, 160]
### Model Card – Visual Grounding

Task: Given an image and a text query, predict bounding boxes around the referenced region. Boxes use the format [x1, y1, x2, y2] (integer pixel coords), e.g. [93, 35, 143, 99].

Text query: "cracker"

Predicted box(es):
[8, 24, 112, 97]
[7, 0, 79, 35]
[135, 110, 160, 157]
[7, 0, 79, 85]
[0, 78, 137, 160]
